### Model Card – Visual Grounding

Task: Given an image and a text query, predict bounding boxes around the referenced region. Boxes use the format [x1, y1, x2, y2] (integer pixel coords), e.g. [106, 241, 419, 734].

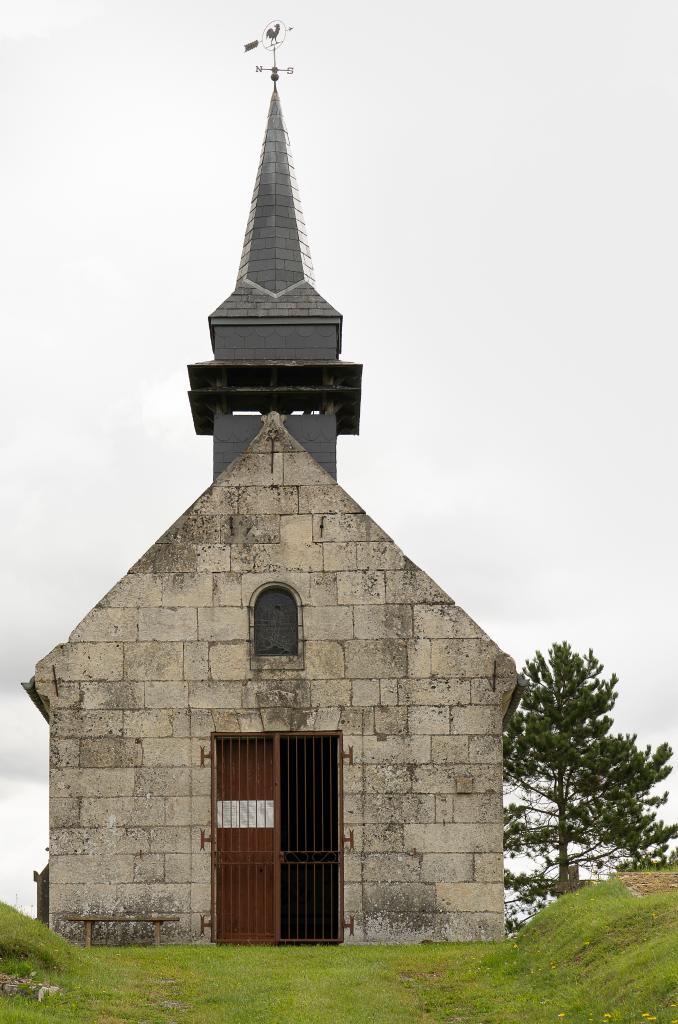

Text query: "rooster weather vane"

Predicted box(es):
[243, 20, 294, 85]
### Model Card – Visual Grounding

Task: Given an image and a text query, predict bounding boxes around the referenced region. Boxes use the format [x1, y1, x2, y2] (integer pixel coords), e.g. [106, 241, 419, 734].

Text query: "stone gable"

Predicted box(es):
[35, 413, 516, 944]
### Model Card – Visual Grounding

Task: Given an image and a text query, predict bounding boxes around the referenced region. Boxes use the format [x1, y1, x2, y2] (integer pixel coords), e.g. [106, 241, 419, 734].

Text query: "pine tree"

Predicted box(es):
[503, 642, 677, 927]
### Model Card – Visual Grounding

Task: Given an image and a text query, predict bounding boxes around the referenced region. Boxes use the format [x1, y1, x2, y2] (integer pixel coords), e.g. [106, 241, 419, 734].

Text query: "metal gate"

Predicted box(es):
[211, 733, 343, 944]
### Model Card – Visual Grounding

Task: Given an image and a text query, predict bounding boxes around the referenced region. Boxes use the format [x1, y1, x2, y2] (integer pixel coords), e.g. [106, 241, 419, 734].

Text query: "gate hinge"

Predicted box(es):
[200, 746, 212, 767]
[343, 915, 355, 936]
[342, 829, 354, 851]
[342, 745, 354, 766]
[200, 829, 212, 850]
[200, 914, 212, 935]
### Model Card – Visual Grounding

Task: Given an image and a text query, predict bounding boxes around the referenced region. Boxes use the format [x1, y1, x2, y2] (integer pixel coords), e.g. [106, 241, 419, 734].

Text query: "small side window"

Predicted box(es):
[253, 588, 299, 657]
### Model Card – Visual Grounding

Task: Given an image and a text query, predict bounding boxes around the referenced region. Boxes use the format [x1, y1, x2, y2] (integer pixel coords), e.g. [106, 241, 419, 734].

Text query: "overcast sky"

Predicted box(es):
[1, 0, 677, 910]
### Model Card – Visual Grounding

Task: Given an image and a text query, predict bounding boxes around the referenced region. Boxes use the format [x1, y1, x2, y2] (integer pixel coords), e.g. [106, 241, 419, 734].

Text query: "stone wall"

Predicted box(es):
[34, 414, 515, 945]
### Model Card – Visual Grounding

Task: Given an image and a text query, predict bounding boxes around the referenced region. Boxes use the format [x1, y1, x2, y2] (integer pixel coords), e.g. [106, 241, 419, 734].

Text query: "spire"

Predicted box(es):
[236, 88, 315, 295]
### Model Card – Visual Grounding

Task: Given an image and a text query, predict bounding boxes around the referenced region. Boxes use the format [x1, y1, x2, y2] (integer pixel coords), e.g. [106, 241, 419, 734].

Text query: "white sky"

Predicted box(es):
[1, 0, 677, 910]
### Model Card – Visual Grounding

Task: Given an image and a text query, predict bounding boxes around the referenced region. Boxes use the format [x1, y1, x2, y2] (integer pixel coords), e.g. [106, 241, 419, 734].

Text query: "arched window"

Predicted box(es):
[253, 587, 299, 657]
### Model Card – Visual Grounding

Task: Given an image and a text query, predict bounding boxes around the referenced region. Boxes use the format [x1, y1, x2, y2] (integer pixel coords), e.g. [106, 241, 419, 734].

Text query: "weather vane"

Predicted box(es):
[243, 20, 294, 85]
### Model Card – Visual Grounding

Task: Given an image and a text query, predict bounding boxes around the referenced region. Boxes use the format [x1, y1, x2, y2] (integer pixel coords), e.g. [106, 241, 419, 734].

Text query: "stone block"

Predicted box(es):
[124, 642, 183, 681]
[260, 708, 316, 731]
[80, 738, 141, 768]
[165, 797, 193, 826]
[80, 681, 144, 710]
[140, 738, 192, 767]
[50, 738, 80, 769]
[363, 881, 436, 918]
[238, 485, 298, 514]
[345, 639, 407, 678]
[161, 514, 220, 545]
[401, 678, 470, 706]
[337, 571, 385, 605]
[474, 852, 504, 882]
[451, 705, 501, 735]
[380, 679, 399, 705]
[209, 642, 250, 680]
[311, 678, 351, 705]
[420, 853, 474, 883]
[51, 854, 135, 885]
[134, 766, 191, 797]
[413, 605, 486, 640]
[243, 678, 310, 708]
[43, 642, 123, 683]
[161, 573, 213, 607]
[362, 853, 422, 882]
[353, 605, 412, 639]
[470, 678, 501, 705]
[51, 798, 80, 827]
[363, 793, 435, 824]
[80, 796, 166, 826]
[52, 768, 135, 799]
[171, 709, 191, 737]
[145, 680, 188, 708]
[138, 607, 197, 642]
[133, 854, 165, 883]
[70, 608, 137, 643]
[403, 823, 503, 854]
[303, 605, 353, 640]
[322, 543, 357, 570]
[385, 570, 449, 605]
[351, 678, 380, 706]
[114, 882, 191, 914]
[431, 736, 470, 763]
[362, 735, 431, 765]
[188, 680, 243, 709]
[226, 453, 283, 486]
[309, 574, 338, 605]
[237, 710, 264, 732]
[304, 641, 344, 679]
[279, 513, 313, 546]
[313, 514, 389, 543]
[356, 542, 407, 570]
[408, 705, 450, 735]
[189, 709, 214, 735]
[221, 514, 280, 545]
[359, 823, 405, 853]
[193, 485, 239, 515]
[232, 541, 322, 574]
[123, 709, 174, 738]
[52, 710, 123, 738]
[198, 607, 248, 642]
[213, 573, 243, 606]
[373, 706, 407, 734]
[411, 766, 457, 794]
[468, 736, 502, 764]
[101, 575, 162, 608]
[298, 485, 362, 514]
[165, 854, 192, 883]
[407, 640, 431, 678]
[430, 639, 498, 678]
[195, 545, 232, 572]
[211, 710, 240, 732]
[436, 882, 504, 914]
[363, 765, 410, 798]
[184, 642, 209, 680]
[282, 452, 328, 485]
[149, 826, 191, 853]
[151, 543, 198, 573]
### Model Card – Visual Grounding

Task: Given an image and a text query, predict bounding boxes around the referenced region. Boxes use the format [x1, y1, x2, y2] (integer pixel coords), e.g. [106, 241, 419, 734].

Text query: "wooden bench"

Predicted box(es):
[65, 915, 180, 948]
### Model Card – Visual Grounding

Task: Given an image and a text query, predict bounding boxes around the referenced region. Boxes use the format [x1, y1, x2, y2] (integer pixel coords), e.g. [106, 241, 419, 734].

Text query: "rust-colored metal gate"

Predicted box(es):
[211, 733, 343, 944]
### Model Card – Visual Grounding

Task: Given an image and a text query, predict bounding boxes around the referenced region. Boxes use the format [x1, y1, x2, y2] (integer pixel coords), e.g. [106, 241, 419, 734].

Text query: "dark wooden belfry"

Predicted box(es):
[188, 88, 362, 479]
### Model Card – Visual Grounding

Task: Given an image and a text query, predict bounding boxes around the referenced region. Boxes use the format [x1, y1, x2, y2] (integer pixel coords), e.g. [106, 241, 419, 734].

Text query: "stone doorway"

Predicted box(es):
[212, 733, 343, 944]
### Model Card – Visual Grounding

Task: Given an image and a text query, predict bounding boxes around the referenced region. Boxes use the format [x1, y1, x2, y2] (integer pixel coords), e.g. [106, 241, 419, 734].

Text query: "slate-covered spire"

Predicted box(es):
[190, 84, 362, 482]
[237, 88, 315, 295]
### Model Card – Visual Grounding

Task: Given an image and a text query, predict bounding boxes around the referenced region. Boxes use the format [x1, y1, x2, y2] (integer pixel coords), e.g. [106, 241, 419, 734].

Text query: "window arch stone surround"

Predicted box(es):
[249, 582, 304, 671]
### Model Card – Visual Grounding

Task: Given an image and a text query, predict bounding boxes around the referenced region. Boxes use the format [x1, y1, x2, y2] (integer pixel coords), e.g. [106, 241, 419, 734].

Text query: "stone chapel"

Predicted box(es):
[24, 84, 520, 945]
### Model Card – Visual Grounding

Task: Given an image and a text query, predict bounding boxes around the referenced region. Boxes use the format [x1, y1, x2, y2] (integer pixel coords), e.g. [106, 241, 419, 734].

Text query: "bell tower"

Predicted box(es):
[188, 86, 362, 479]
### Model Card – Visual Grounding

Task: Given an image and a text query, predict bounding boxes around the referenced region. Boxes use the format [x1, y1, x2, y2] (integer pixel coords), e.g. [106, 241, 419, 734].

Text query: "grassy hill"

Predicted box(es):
[0, 880, 676, 1023]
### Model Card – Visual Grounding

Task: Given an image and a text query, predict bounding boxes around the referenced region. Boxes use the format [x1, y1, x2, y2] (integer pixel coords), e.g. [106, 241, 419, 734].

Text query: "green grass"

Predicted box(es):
[0, 881, 676, 1023]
